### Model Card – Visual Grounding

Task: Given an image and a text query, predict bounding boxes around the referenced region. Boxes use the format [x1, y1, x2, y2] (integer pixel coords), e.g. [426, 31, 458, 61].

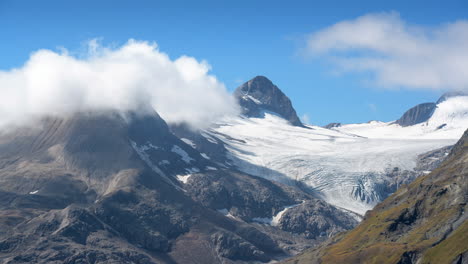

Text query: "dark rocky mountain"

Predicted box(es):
[234, 76, 305, 127]
[396, 102, 437, 127]
[0, 110, 357, 263]
[396, 92, 467, 127]
[284, 129, 468, 264]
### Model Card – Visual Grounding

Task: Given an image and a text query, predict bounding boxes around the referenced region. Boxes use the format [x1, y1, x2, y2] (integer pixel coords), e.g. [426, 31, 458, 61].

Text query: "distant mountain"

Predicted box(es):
[396, 102, 437, 127]
[284, 129, 468, 264]
[396, 92, 468, 127]
[234, 76, 304, 127]
[334, 93, 468, 140]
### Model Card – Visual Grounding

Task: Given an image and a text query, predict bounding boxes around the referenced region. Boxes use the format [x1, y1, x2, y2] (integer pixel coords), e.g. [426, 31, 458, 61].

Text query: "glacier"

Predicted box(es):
[205, 96, 468, 216]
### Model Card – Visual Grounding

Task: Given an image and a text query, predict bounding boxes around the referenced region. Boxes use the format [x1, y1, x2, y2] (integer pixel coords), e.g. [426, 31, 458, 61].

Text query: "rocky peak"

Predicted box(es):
[396, 91, 468, 127]
[395, 102, 437, 127]
[324, 122, 342, 129]
[234, 76, 304, 127]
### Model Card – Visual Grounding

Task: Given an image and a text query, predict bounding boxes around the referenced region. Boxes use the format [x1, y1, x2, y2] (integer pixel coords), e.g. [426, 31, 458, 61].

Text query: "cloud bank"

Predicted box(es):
[305, 12, 468, 91]
[0, 39, 239, 129]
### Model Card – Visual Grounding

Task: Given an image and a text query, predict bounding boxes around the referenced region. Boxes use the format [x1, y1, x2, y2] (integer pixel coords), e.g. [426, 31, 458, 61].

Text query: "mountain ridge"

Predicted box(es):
[0, 110, 359, 263]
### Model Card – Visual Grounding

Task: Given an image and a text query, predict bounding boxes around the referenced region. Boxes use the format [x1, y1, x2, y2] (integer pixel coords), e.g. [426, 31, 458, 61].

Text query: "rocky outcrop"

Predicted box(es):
[277, 201, 358, 239]
[234, 76, 304, 127]
[211, 230, 272, 262]
[396, 102, 437, 127]
[185, 170, 358, 240]
[324, 123, 342, 129]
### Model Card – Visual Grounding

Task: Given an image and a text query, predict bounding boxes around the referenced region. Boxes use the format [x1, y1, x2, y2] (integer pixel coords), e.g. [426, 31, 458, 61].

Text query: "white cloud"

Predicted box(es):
[305, 12, 468, 91]
[0, 39, 239, 129]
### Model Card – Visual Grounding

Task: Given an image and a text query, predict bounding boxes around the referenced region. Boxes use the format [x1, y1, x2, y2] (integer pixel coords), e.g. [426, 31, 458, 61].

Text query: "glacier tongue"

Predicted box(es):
[208, 113, 461, 215]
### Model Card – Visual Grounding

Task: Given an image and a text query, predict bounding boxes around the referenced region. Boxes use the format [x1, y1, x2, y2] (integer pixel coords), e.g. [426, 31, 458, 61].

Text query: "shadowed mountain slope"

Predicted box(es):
[0, 111, 357, 264]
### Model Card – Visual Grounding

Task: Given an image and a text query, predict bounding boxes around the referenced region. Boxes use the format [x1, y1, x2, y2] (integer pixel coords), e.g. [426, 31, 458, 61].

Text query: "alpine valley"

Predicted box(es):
[0, 76, 467, 264]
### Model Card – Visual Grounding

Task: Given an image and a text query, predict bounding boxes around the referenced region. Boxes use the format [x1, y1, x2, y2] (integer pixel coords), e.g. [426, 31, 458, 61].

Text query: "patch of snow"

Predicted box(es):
[271, 202, 303, 226]
[158, 160, 170, 165]
[201, 132, 218, 144]
[181, 138, 196, 148]
[243, 95, 262, 105]
[29, 190, 39, 194]
[131, 141, 167, 177]
[176, 174, 192, 184]
[171, 145, 194, 164]
[251, 202, 303, 226]
[423, 171, 432, 174]
[139, 142, 159, 151]
[200, 153, 210, 160]
[131, 141, 180, 189]
[217, 208, 239, 220]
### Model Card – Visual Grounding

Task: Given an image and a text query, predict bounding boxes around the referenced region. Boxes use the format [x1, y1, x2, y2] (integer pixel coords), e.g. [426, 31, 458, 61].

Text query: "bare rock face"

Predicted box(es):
[396, 102, 437, 127]
[323, 123, 342, 129]
[277, 200, 358, 239]
[211, 231, 270, 262]
[234, 76, 305, 127]
[184, 170, 358, 239]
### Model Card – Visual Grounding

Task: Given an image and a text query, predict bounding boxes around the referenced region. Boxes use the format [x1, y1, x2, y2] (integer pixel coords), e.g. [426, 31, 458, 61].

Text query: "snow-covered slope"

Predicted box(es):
[206, 95, 468, 216]
[336, 96, 468, 139]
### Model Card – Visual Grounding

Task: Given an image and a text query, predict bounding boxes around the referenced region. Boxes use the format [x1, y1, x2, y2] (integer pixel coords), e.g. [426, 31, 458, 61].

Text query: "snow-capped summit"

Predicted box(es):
[234, 76, 304, 127]
[396, 92, 468, 127]
[337, 93, 468, 140]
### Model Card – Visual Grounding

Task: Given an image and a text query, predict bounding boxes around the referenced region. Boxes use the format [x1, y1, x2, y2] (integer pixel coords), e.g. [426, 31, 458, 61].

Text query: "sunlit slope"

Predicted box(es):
[284, 129, 468, 264]
[210, 112, 458, 215]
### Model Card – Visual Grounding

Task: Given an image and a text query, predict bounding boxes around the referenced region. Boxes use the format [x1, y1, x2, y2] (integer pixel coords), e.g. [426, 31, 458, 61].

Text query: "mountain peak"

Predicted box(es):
[396, 91, 468, 127]
[234, 76, 304, 127]
[250, 75, 273, 83]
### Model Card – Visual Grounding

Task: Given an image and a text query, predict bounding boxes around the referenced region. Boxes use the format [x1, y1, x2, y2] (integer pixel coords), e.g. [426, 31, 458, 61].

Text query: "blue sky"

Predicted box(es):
[1, 0, 467, 125]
